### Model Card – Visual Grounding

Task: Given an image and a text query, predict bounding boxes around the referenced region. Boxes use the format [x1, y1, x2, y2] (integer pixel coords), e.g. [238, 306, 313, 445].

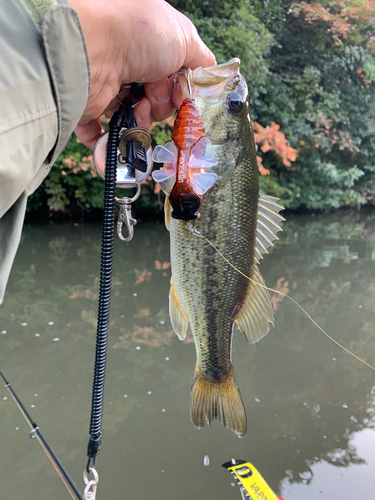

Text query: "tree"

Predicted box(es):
[28, 0, 375, 216]
[172, 0, 375, 210]
[256, 0, 375, 208]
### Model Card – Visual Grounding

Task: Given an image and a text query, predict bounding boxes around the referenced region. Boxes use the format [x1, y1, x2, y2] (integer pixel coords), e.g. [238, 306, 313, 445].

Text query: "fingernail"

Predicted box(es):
[150, 78, 172, 103]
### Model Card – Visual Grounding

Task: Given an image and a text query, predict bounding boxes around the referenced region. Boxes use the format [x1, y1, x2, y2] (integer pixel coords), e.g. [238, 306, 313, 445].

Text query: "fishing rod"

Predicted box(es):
[0, 370, 83, 500]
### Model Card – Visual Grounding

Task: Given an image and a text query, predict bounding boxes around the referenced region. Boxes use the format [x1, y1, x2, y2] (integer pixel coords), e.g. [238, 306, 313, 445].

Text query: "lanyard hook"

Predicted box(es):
[83, 467, 99, 500]
[116, 184, 141, 242]
[117, 203, 137, 242]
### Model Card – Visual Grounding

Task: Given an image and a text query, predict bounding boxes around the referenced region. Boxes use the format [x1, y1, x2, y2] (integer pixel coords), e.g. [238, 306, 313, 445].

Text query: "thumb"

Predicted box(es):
[182, 26, 216, 70]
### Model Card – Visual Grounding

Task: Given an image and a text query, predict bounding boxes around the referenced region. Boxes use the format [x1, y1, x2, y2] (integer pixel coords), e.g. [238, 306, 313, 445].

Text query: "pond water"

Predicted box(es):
[1, 210, 375, 500]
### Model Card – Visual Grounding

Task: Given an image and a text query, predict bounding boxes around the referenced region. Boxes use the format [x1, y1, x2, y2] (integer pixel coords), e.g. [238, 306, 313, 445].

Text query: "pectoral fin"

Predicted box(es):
[164, 196, 171, 231]
[169, 277, 188, 340]
[235, 265, 274, 344]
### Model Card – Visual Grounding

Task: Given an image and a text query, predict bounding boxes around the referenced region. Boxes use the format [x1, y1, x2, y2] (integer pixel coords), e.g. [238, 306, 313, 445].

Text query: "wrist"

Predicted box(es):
[67, 0, 124, 120]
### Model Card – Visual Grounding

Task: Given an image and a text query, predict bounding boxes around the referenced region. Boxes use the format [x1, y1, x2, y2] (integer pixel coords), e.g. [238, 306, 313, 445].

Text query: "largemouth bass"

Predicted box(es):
[153, 59, 284, 437]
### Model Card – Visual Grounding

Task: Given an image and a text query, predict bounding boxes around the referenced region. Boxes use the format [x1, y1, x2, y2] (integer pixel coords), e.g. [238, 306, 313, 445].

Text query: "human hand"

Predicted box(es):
[68, 0, 215, 149]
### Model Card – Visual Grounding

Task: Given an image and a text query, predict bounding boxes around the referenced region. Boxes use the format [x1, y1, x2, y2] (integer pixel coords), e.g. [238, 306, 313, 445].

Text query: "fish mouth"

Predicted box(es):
[189, 60, 247, 117]
[177, 60, 240, 102]
[191, 58, 241, 86]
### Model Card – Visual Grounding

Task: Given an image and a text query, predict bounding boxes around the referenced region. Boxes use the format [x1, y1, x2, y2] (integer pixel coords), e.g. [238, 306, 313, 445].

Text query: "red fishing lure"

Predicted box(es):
[152, 98, 218, 220]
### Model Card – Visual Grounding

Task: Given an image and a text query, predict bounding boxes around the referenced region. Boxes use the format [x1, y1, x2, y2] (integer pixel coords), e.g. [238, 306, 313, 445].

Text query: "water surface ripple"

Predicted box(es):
[1, 211, 375, 499]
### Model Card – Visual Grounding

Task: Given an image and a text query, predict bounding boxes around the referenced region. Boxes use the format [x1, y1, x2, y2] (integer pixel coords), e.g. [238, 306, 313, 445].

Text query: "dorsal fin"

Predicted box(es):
[169, 277, 189, 340]
[255, 194, 285, 263]
[235, 265, 274, 344]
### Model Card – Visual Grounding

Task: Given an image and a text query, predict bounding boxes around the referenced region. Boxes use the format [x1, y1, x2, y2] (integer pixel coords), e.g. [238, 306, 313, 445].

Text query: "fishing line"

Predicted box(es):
[196, 232, 375, 372]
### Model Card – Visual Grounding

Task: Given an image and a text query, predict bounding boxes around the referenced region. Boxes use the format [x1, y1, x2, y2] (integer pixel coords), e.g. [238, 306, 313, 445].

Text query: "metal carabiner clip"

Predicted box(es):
[117, 203, 136, 242]
[83, 467, 99, 500]
[116, 184, 141, 242]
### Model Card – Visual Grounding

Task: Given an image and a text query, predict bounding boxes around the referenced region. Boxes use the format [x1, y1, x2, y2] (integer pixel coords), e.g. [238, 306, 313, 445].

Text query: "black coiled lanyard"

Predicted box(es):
[84, 93, 152, 499]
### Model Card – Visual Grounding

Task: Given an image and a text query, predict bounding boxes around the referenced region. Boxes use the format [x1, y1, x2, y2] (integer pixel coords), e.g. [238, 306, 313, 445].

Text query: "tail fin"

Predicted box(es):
[190, 364, 247, 437]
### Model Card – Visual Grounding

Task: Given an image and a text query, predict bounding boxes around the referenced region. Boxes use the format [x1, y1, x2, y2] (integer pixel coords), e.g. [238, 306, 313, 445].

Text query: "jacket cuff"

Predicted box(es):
[42, 5, 90, 168]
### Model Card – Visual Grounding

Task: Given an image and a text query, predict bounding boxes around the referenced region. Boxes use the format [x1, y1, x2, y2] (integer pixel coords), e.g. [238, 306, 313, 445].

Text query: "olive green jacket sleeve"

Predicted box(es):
[0, 0, 90, 304]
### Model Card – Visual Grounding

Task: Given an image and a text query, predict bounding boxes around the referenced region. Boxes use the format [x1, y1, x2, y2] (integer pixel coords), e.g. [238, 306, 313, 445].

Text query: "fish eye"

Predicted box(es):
[227, 93, 244, 114]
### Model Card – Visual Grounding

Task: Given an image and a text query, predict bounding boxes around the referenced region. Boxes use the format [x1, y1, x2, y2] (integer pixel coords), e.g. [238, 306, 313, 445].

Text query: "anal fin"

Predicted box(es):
[169, 277, 188, 340]
[190, 364, 247, 437]
[235, 265, 274, 344]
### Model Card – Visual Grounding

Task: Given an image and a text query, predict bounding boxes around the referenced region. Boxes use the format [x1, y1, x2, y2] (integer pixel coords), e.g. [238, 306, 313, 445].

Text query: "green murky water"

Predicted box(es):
[1, 211, 375, 500]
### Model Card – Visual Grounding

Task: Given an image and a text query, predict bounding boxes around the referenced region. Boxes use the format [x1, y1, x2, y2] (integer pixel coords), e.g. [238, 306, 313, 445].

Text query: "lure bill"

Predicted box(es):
[153, 59, 284, 437]
[222, 460, 284, 500]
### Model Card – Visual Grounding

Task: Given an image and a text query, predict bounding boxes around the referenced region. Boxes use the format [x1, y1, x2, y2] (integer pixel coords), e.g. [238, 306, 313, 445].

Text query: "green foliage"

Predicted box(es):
[27, 0, 375, 217]
[150, 123, 172, 147]
[250, 0, 375, 209]
[364, 60, 375, 81]
[28, 136, 104, 217]
[171, 0, 274, 87]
